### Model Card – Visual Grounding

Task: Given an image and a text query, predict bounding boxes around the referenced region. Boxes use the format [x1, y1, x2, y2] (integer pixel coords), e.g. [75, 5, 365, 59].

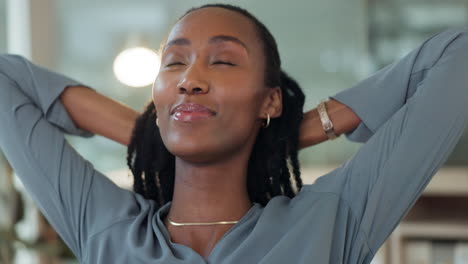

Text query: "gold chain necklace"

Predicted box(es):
[166, 203, 257, 226]
[167, 218, 239, 226]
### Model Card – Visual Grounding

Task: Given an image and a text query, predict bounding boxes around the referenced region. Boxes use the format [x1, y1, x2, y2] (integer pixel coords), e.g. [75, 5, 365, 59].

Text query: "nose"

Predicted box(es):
[177, 65, 209, 95]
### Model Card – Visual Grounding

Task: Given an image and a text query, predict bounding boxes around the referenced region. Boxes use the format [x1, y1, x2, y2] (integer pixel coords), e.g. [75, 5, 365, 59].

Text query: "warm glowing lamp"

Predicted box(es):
[113, 47, 160, 87]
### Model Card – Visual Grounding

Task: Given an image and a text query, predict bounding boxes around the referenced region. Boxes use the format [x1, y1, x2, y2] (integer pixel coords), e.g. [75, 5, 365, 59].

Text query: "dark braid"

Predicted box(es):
[127, 4, 305, 207]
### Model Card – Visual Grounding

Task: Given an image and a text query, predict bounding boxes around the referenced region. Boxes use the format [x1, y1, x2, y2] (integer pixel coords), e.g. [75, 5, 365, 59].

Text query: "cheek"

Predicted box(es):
[152, 77, 175, 115]
[152, 76, 167, 101]
[216, 85, 265, 138]
[218, 76, 264, 113]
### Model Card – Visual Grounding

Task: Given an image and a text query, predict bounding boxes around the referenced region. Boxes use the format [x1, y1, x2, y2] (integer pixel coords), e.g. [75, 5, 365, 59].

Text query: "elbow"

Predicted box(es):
[0, 54, 29, 78]
[423, 28, 468, 103]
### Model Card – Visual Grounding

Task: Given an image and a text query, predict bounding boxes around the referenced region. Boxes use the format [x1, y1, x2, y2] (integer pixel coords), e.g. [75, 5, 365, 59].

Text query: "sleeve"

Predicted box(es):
[329, 28, 467, 143]
[0, 55, 140, 261]
[313, 27, 468, 254]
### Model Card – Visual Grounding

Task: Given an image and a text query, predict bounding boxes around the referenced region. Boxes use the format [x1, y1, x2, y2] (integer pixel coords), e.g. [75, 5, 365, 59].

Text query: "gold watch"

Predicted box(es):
[317, 100, 338, 140]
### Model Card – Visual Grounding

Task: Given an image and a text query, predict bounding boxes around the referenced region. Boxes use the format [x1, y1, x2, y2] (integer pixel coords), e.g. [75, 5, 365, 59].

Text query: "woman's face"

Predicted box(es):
[152, 7, 281, 164]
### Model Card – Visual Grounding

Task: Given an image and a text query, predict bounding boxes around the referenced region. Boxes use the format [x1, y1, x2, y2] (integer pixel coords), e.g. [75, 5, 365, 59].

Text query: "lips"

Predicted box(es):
[171, 102, 216, 122]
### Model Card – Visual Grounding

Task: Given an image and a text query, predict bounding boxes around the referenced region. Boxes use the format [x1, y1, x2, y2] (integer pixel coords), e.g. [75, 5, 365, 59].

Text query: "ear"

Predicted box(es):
[259, 86, 282, 119]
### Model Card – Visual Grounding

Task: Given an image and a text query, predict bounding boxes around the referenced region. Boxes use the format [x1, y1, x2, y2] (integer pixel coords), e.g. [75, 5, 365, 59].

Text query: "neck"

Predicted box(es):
[167, 155, 253, 224]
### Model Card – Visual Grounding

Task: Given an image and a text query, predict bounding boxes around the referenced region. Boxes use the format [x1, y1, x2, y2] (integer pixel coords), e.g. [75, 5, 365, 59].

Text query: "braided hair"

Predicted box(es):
[127, 4, 305, 207]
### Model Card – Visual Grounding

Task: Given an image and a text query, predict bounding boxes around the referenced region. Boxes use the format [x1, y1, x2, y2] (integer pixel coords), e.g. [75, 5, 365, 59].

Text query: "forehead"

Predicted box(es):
[166, 7, 260, 50]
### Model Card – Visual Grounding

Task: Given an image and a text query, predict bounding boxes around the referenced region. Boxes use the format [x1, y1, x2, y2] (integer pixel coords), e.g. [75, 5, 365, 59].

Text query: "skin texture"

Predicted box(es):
[152, 7, 282, 258]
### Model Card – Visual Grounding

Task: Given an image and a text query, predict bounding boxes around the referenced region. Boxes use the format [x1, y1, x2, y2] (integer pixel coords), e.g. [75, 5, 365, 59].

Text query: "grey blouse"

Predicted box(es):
[1, 27, 468, 264]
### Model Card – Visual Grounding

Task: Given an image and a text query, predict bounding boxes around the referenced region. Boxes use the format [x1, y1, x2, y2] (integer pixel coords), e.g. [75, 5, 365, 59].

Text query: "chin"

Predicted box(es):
[160, 125, 249, 165]
[164, 137, 221, 164]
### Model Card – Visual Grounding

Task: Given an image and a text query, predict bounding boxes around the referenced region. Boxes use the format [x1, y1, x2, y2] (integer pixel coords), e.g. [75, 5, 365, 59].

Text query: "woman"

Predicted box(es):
[0, 3, 467, 264]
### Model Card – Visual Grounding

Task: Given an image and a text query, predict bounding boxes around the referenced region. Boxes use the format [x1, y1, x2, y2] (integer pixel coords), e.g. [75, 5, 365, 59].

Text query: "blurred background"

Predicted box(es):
[0, 0, 467, 263]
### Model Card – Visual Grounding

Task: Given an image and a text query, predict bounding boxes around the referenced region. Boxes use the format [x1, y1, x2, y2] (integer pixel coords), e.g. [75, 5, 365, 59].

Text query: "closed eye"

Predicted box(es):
[166, 62, 185, 67]
[213, 61, 236, 66]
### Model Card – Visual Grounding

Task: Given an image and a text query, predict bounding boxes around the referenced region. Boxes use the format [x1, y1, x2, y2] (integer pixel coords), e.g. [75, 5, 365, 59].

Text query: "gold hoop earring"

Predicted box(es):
[262, 114, 270, 128]
[156, 118, 159, 127]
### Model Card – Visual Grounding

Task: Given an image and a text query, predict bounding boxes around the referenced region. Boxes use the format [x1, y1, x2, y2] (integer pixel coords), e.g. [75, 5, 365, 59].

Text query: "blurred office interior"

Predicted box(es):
[0, 0, 467, 263]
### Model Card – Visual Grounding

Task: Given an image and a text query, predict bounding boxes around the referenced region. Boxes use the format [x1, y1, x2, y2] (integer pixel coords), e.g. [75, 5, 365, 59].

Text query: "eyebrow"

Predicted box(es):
[163, 35, 249, 53]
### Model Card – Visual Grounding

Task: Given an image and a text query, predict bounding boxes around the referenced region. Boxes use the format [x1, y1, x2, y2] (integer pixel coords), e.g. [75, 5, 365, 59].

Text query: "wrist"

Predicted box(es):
[317, 100, 339, 140]
[298, 98, 361, 149]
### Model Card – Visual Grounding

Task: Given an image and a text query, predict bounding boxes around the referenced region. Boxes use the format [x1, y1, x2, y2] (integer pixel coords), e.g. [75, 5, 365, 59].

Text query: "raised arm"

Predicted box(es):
[59, 85, 140, 146]
[0, 54, 142, 261]
[301, 27, 468, 149]
[302, 27, 468, 256]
